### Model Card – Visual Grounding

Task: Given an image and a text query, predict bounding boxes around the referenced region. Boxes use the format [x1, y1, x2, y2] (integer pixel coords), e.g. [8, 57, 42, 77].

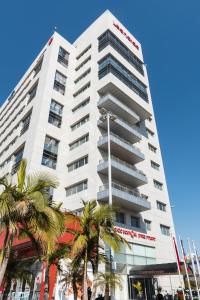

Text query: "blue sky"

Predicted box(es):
[0, 1, 200, 251]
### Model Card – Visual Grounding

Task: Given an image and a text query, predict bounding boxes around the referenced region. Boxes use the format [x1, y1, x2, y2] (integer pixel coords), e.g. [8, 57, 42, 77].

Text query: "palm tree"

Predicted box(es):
[93, 271, 123, 300]
[61, 255, 84, 300]
[68, 200, 129, 300]
[0, 159, 65, 287]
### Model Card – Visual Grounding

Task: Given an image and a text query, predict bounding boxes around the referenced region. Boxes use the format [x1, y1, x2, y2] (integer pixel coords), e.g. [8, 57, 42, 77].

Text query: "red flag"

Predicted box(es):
[173, 237, 182, 271]
[48, 37, 53, 46]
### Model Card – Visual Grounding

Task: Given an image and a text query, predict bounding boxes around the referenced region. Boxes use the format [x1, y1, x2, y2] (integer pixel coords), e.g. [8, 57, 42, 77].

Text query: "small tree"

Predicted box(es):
[67, 200, 129, 300]
[93, 271, 123, 300]
[0, 159, 65, 287]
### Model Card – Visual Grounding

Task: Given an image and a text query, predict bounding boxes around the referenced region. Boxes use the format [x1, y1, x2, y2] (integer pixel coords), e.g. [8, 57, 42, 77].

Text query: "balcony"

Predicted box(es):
[98, 133, 144, 164]
[97, 155, 147, 187]
[97, 74, 151, 121]
[97, 182, 150, 211]
[97, 94, 140, 124]
[97, 115, 141, 144]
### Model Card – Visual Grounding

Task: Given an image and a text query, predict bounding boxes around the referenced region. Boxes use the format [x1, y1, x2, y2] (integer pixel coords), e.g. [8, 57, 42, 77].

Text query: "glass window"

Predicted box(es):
[148, 143, 157, 153]
[116, 212, 125, 224]
[66, 180, 88, 197]
[72, 97, 90, 113]
[98, 30, 144, 75]
[146, 128, 154, 137]
[43, 136, 59, 154]
[68, 155, 88, 172]
[71, 115, 89, 131]
[74, 69, 91, 84]
[73, 82, 90, 98]
[133, 244, 145, 257]
[157, 201, 166, 212]
[115, 253, 127, 264]
[146, 258, 156, 265]
[134, 256, 146, 265]
[69, 134, 89, 150]
[131, 216, 140, 228]
[151, 161, 160, 170]
[144, 219, 151, 231]
[34, 58, 43, 77]
[75, 56, 91, 71]
[48, 100, 63, 128]
[42, 136, 59, 169]
[154, 180, 163, 190]
[53, 71, 66, 95]
[28, 83, 38, 103]
[76, 45, 91, 60]
[145, 247, 155, 258]
[50, 100, 63, 116]
[126, 254, 134, 265]
[160, 225, 170, 236]
[58, 47, 69, 67]
[98, 54, 148, 102]
[11, 147, 24, 174]
[20, 112, 31, 135]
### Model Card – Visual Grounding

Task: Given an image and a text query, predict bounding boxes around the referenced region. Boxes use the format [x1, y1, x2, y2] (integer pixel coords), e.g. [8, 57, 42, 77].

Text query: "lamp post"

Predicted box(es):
[99, 108, 116, 206]
[99, 108, 116, 300]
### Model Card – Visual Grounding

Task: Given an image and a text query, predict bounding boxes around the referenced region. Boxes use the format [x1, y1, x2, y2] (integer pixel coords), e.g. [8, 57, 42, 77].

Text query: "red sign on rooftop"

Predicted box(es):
[113, 21, 139, 50]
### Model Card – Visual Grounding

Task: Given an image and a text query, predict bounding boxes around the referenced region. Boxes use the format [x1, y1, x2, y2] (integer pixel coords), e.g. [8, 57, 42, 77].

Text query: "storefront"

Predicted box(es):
[128, 263, 178, 300]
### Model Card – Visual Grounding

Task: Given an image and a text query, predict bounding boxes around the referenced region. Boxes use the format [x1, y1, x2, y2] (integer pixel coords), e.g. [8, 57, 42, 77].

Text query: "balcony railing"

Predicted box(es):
[99, 132, 142, 153]
[99, 182, 147, 200]
[116, 115, 140, 133]
[99, 155, 146, 177]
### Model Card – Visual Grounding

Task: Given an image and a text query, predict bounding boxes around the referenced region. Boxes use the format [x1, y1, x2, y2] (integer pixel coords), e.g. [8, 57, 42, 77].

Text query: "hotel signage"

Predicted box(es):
[113, 21, 139, 50]
[114, 226, 156, 241]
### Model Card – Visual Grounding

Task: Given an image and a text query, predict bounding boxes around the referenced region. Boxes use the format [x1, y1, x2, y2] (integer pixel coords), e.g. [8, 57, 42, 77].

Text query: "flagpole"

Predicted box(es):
[179, 236, 193, 300]
[187, 238, 200, 298]
[192, 240, 200, 280]
[172, 236, 186, 300]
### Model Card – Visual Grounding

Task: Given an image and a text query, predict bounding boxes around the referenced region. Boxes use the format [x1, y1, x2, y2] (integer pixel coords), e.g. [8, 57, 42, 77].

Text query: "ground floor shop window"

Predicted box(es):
[128, 277, 157, 300]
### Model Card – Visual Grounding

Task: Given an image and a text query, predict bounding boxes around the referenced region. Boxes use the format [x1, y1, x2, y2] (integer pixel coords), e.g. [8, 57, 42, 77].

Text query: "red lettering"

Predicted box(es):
[113, 21, 139, 50]
[138, 234, 146, 239]
[113, 22, 120, 30]
[114, 226, 155, 241]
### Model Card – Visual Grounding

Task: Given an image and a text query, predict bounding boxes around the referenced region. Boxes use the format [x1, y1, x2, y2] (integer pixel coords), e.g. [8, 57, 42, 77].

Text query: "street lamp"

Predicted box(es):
[99, 108, 116, 206]
[99, 108, 117, 300]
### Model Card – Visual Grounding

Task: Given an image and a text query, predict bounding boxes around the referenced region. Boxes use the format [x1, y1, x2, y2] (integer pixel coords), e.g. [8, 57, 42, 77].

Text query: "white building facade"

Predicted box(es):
[0, 10, 179, 299]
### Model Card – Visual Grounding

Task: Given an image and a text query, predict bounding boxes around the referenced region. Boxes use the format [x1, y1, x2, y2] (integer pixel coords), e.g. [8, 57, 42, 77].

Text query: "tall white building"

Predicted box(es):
[0, 10, 179, 299]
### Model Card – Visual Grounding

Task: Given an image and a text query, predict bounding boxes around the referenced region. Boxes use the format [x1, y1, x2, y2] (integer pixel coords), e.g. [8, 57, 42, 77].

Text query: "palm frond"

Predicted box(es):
[17, 159, 27, 192]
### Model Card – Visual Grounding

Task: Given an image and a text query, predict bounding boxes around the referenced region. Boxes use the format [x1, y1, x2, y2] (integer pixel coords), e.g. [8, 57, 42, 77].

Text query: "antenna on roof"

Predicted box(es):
[54, 26, 57, 33]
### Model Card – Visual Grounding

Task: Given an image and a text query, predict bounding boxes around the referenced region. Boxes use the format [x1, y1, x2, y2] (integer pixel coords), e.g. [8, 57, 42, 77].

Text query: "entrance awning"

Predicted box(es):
[129, 263, 178, 276]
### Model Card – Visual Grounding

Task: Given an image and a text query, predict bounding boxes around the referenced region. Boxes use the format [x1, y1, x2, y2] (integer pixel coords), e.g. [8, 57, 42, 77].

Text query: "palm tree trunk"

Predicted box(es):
[2, 278, 11, 300]
[104, 283, 109, 300]
[82, 251, 88, 300]
[91, 239, 99, 300]
[0, 247, 11, 287]
[72, 279, 78, 300]
[91, 272, 97, 300]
